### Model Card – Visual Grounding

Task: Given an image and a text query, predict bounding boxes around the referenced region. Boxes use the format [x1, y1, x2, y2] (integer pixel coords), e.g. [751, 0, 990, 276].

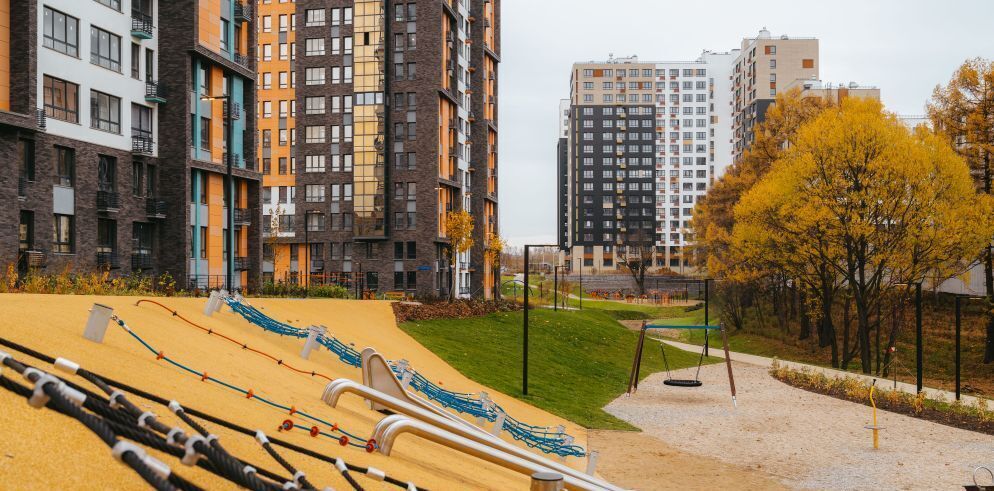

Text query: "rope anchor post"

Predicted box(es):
[204, 291, 220, 317]
[864, 380, 883, 450]
[300, 326, 327, 360]
[83, 303, 115, 343]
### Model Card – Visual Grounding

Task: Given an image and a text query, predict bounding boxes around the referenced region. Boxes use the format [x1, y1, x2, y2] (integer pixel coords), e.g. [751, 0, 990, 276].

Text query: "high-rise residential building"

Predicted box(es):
[561, 52, 736, 274]
[786, 78, 880, 104]
[731, 28, 818, 159]
[157, 0, 260, 290]
[0, 1, 260, 288]
[256, 0, 299, 283]
[284, 0, 500, 298]
[556, 98, 569, 249]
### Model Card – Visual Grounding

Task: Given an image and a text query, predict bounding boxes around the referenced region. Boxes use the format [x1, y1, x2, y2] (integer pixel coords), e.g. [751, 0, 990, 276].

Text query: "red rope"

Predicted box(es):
[136, 299, 334, 382]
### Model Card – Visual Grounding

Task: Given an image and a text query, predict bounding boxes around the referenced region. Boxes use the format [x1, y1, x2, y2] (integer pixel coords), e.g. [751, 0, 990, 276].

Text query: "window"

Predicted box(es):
[133, 222, 153, 258]
[306, 213, 326, 232]
[95, 0, 121, 10]
[132, 162, 144, 196]
[305, 125, 326, 143]
[43, 76, 79, 123]
[200, 117, 210, 149]
[43, 8, 79, 57]
[132, 103, 152, 144]
[305, 67, 325, 85]
[305, 9, 326, 26]
[131, 43, 141, 79]
[90, 90, 121, 133]
[305, 155, 325, 172]
[53, 215, 74, 254]
[220, 19, 230, 51]
[305, 96, 325, 114]
[769, 59, 776, 69]
[305, 38, 325, 56]
[18, 138, 35, 182]
[90, 26, 122, 72]
[55, 146, 74, 187]
[97, 218, 116, 254]
[305, 185, 325, 202]
[97, 155, 116, 192]
[802, 58, 815, 69]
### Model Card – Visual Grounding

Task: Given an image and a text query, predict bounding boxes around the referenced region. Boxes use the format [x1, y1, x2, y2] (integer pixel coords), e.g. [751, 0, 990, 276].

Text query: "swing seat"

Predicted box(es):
[664, 379, 703, 387]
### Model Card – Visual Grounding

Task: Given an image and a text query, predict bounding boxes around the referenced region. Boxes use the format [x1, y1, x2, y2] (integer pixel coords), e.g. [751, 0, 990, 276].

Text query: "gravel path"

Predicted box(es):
[605, 360, 993, 490]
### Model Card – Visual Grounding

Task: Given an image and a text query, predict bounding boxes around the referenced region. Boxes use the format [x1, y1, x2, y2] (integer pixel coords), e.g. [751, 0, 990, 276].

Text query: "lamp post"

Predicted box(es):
[303, 210, 315, 298]
[201, 89, 235, 292]
[523, 244, 558, 396]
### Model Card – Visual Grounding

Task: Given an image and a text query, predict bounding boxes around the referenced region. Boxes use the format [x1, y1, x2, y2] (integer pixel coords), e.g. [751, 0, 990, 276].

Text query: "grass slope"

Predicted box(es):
[400, 308, 707, 430]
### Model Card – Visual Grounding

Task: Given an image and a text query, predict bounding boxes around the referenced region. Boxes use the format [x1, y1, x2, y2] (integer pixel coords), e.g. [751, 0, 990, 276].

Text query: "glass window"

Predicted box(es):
[90, 26, 122, 71]
[43, 7, 79, 57]
[53, 214, 74, 254]
[90, 91, 121, 133]
[43, 75, 79, 123]
[55, 146, 75, 187]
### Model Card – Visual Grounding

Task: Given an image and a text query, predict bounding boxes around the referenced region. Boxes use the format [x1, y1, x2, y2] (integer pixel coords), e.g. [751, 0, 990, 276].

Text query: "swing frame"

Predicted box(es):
[626, 321, 738, 407]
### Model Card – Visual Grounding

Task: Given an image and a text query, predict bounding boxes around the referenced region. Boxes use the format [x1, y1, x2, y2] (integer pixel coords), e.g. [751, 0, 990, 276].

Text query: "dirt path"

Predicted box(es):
[605, 362, 992, 490]
[589, 430, 787, 490]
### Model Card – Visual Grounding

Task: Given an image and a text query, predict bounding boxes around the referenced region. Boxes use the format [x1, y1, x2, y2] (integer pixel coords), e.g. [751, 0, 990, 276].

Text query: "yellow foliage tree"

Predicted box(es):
[734, 98, 994, 373]
[483, 232, 506, 298]
[445, 209, 475, 299]
[928, 58, 994, 362]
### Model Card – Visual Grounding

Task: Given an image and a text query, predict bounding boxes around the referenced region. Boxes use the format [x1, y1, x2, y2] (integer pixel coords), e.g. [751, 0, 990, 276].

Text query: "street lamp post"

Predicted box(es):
[201, 89, 235, 293]
[522, 244, 558, 396]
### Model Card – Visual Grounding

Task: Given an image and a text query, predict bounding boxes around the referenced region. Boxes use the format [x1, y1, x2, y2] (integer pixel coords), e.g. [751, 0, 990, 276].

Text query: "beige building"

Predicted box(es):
[785, 78, 881, 103]
[732, 29, 819, 159]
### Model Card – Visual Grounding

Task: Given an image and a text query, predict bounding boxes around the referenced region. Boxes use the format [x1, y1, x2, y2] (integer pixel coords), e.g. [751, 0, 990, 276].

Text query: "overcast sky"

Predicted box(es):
[496, 0, 994, 247]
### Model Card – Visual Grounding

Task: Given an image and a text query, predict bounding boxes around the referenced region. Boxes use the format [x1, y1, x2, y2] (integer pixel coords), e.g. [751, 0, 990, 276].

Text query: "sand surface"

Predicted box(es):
[606, 360, 992, 490]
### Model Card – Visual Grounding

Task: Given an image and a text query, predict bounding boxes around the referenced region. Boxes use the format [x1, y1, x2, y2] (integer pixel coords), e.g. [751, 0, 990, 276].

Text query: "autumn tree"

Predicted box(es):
[928, 58, 994, 362]
[735, 98, 994, 373]
[693, 88, 831, 332]
[444, 209, 475, 300]
[483, 232, 506, 298]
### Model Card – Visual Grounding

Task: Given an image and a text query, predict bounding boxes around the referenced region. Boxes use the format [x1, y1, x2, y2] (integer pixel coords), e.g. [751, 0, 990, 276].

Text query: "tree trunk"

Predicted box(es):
[983, 150, 994, 363]
[799, 289, 811, 340]
[841, 294, 852, 370]
[818, 272, 838, 368]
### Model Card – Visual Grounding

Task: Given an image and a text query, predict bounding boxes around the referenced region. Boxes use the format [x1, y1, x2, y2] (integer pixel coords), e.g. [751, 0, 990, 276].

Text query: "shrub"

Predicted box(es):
[393, 298, 521, 323]
[309, 284, 351, 299]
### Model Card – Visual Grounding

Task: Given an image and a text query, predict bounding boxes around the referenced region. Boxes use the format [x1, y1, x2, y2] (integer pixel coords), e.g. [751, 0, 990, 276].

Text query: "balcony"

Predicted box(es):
[36, 108, 46, 130]
[233, 52, 250, 66]
[234, 1, 252, 22]
[131, 12, 153, 39]
[96, 191, 121, 212]
[23, 250, 46, 269]
[233, 208, 253, 226]
[131, 253, 154, 270]
[223, 101, 240, 120]
[146, 198, 167, 219]
[145, 81, 166, 104]
[96, 252, 121, 270]
[233, 256, 250, 271]
[132, 135, 154, 155]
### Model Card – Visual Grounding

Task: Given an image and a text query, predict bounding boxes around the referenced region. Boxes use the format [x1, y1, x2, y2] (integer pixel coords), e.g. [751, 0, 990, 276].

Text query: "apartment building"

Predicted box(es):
[285, 0, 500, 298]
[0, 1, 261, 289]
[256, 0, 298, 282]
[786, 78, 880, 104]
[561, 52, 736, 274]
[1, 0, 167, 277]
[731, 28, 818, 159]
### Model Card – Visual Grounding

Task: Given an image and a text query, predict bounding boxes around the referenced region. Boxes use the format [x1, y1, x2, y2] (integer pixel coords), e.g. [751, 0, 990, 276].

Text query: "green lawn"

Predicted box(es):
[399, 308, 711, 430]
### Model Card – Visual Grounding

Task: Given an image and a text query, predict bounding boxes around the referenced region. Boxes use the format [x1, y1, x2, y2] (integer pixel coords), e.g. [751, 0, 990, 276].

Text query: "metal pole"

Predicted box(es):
[955, 295, 962, 401]
[704, 279, 710, 357]
[915, 282, 923, 394]
[224, 85, 235, 293]
[523, 245, 530, 396]
[578, 258, 582, 310]
[304, 212, 309, 298]
[553, 265, 558, 312]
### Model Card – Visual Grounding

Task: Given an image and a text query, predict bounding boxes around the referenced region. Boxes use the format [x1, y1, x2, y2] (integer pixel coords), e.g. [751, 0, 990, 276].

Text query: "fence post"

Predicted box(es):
[530, 472, 564, 491]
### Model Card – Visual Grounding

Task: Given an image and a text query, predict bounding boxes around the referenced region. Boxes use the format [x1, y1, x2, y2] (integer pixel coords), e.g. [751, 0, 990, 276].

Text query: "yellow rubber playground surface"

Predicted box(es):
[0, 294, 587, 490]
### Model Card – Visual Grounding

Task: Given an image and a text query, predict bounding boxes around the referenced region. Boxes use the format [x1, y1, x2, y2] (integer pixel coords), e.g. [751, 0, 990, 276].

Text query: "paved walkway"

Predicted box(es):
[659, 338, 984, 406]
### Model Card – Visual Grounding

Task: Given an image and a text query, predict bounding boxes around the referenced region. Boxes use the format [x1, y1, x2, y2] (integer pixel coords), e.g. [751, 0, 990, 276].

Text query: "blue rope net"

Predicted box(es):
[224, 297, 586, 458]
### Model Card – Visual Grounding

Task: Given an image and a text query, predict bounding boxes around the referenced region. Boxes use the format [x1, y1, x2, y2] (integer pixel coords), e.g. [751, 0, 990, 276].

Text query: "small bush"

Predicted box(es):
[684, 303, 704, 312]
[393, 298, 521, 323]
[308, 284, 351, 298]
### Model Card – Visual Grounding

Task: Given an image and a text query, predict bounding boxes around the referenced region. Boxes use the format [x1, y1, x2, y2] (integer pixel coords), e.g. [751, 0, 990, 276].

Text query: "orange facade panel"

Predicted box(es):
[0, 0, 9, 111]
[802, 58, 815, 69]
[198, 0, 222, 53]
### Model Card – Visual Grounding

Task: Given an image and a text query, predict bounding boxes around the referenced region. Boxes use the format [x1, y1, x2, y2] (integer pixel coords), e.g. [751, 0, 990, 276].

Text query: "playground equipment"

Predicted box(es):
[219, 295, 586, 457]
[968, 465, 994, 491]
[626, 321, 738, 407]
[865, 380, 883, 449]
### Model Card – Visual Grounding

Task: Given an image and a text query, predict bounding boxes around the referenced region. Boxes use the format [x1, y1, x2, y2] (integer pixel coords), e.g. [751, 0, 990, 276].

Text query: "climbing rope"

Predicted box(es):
[0, 336, 426, 491]
[111, 314, 373, 451]
[217, 297, 586, 457]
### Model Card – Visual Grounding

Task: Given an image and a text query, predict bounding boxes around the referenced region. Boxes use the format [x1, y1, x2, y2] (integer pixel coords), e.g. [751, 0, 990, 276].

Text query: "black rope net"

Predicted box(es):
[0, 336, 425, 491]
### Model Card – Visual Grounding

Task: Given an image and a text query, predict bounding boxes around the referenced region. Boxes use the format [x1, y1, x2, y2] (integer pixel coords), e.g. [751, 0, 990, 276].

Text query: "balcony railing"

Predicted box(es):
[233, 256, 250, 271]
[145, 81, 166, 103]
[96, 251, 121, 270]
[233, 208, 252, 226]
[146, 198, 167, 218]
[23, 250, 46, 269]
[131, 12, 153, 39]
[36, 108, 46, 130]
[132, 135, 154, 154]
[233, 52, 250, 66]
[96, 191, 121, 212]
[18, 177, 26, 198]
[234, 1, 251, 22]
[131, 253, 154, 270]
